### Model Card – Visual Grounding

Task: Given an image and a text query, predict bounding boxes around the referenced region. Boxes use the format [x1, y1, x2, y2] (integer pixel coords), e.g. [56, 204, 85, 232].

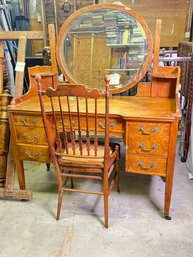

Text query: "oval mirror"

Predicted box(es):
[56, 4, 153, 94]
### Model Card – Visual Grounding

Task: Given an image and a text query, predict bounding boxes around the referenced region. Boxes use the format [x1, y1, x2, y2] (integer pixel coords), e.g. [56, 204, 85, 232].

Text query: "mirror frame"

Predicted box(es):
[56, 4, 153, 94]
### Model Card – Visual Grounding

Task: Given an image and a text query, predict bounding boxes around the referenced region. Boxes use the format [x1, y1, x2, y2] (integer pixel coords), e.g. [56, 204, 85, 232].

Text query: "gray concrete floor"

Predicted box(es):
[0, 141, 193, 257]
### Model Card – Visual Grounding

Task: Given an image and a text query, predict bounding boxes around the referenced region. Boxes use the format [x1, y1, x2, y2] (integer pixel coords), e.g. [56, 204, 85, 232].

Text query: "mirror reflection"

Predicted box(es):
[59, 8, 150, 90]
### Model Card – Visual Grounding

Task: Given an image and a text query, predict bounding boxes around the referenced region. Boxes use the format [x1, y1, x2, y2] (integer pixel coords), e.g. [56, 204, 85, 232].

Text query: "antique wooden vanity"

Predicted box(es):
[7, 4, 181, 219]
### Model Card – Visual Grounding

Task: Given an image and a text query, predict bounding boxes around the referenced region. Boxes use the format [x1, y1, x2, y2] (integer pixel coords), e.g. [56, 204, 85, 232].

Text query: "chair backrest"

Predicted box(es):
[36, 75, 111, 162]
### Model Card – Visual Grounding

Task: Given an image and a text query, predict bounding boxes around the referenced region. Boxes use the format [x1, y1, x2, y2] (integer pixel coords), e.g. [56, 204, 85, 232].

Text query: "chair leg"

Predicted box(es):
[103, 173, 109, 229]
[115, 159, 120, 193]
[56, 189, 63, 220]
[46, 163, 50, 171]
[70, 177, 74, 189]
[68, 171, 74, 189]
[104, 191, 108, 228]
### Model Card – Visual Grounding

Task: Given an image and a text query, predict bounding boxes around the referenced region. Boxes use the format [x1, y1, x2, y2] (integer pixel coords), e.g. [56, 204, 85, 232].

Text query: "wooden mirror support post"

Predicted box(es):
[0, 30, 45, 200]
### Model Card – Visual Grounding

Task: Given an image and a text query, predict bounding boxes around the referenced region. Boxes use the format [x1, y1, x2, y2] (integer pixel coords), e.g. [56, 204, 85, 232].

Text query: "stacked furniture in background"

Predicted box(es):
[177, 42, 193, 163]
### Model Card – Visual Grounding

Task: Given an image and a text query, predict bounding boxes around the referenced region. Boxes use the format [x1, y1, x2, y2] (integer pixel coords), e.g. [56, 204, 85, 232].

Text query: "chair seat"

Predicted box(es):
[56, 143, 115, 168]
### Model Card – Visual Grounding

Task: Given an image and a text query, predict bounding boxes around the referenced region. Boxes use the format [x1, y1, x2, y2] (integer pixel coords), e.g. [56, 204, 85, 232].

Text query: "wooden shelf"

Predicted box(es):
[107, 43, 144, 47]
[30, 72, 58, 77]
[106, 44, 130, 48]
[106, 68, 140, 71]
[150, 72, 178, 79]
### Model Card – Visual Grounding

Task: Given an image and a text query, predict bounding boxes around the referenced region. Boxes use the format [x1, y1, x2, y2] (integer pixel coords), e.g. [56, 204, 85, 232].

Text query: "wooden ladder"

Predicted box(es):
[0, 30, 46, 200]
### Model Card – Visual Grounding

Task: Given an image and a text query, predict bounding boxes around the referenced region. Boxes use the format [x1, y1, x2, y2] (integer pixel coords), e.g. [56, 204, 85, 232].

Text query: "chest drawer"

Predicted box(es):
[15, 127, 48, 145]
[17, 144, 50, 162]
[13, 115, 44, 127]
[127, 122, 170, 137]
[126, 154, 167, 176]
[128, 135, 169, 156]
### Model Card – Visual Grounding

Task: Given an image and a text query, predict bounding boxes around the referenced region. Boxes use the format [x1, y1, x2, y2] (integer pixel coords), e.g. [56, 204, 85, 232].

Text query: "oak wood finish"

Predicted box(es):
[8, 92, 180, 219]
[7, 5, 181, 221]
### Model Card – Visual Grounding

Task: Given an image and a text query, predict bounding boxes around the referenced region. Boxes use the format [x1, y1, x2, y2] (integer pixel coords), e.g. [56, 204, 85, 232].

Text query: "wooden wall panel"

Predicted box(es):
[70, 35, 111, 88]
[44, 0, 94, 35]
[102, 0, 189, 47]
[29, 19, 44, 55]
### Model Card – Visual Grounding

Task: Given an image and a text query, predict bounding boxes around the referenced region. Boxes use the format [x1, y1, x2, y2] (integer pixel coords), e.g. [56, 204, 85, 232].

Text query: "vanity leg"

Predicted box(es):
[163, 117, 178, 220]
[46, 163, 50, 171]
[2, 144, 32, 200]
[15, 159, 26, 190]
[163, 175, 173, 220]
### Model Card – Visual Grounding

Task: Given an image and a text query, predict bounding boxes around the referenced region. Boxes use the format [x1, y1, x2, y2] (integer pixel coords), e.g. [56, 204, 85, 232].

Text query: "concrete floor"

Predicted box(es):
[0, 141, 193, 257]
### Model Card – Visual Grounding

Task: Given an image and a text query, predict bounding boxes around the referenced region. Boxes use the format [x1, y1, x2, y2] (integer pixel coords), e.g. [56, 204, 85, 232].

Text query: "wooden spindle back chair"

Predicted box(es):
[36, 75, 120, 228]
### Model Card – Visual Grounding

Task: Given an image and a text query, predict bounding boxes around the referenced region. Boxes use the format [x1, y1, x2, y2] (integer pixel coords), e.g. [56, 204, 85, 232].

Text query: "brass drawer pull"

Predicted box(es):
[137, 161, 156, 170]
[139, 143, 157, 152]
[98, 121, 116, 129]
[58, 119, 76, 124]
[21, 118, 37, 126]
[23, 133, 40, 143]
[25, 150, 40, 159]
[139, 126, 158, 135]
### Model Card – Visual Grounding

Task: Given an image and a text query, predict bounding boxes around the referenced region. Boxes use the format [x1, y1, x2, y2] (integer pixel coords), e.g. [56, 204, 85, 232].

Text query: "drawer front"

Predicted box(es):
[56, 116, 123, 135]
[13, 115, 44, 127]
[128, 135, 169, 156]
[127, 122, 170, 137]
[126, 154, 167, 176]
[98, 118, 123, 134]
[15, 127, 48, 145]
[18, 144, 50, 162]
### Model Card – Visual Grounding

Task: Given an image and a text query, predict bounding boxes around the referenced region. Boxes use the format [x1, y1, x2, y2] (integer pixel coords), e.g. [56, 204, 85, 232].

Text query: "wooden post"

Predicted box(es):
[53, 0, 58, 36]
[0, 41, 12, 186]
[40, 0, 47, 45]
[152, 19, 162, 73]
[14, 36, 27, 99]
[0, 33, 4, 94]
[0, 91, 12, 186]
[151, 19, 162, 97]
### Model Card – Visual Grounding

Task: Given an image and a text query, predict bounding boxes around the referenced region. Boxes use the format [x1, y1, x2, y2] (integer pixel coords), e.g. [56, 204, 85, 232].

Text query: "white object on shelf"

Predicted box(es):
[109, 73, 121, 85]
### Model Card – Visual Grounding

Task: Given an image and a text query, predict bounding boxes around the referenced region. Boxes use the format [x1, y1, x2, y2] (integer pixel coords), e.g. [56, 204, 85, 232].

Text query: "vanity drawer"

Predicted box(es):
[15, 127, 48, 145]
[98, 118, 123, 134]
[13, 115, 44, 127]
[126, 154, 167, 176]
[18, 144, 50, 162]
[127, 122, 170, 137]
[128, 135, 169, 156]
[56, 116, 123, 135]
